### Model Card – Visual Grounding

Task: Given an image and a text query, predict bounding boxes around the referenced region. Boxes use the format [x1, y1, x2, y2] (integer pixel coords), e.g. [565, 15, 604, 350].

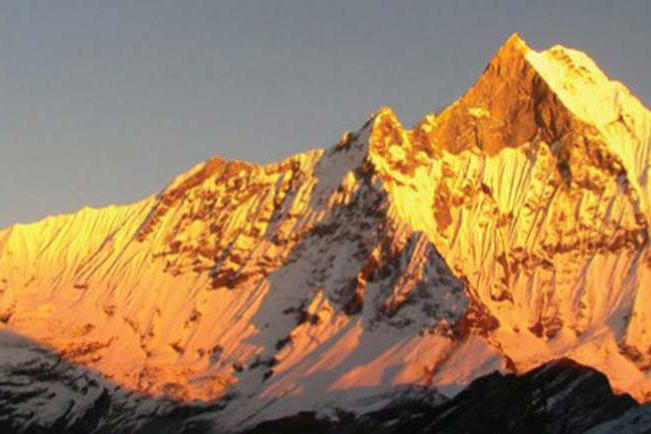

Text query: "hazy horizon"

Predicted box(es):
[1, 1, 650, 229]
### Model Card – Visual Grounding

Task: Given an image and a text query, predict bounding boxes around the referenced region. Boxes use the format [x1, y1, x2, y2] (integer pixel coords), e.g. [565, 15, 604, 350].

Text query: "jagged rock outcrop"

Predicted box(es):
[1, 34, 651, 431]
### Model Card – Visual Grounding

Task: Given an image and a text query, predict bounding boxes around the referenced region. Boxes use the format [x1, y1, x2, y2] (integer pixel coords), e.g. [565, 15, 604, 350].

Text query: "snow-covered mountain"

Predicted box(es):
[1, 34, 651, 432]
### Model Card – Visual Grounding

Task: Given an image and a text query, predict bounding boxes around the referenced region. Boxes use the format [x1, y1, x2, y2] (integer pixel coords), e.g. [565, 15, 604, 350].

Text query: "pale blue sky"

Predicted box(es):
[1, 1, 649, 228]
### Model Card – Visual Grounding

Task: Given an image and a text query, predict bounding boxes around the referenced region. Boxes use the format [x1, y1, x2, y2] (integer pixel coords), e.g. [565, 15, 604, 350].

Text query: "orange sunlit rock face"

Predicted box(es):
[1, 34, 651, 418]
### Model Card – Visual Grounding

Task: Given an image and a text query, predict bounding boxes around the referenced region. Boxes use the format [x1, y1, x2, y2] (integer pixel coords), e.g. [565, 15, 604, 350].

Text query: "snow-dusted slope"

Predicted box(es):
[1, 34, 651, 430]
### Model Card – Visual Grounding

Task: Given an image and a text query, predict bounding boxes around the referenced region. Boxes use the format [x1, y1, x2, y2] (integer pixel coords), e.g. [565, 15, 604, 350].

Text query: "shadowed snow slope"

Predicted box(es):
[1, 34, 651, 430]
[243, 359, 637, 434]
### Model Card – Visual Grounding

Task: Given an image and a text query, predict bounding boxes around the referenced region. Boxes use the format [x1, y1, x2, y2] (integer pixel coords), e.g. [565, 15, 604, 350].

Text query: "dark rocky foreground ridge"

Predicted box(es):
[0, 333, 643, 434]
[242, 359, 639, 434]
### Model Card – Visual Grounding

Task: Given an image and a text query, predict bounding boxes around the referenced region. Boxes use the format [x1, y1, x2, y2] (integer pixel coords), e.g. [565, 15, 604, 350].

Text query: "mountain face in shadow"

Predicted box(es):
[0, 331, 223, 434]
[243, 359, 637, 434]
[0, 333, 638, 434]
[2, 34, 651, 432]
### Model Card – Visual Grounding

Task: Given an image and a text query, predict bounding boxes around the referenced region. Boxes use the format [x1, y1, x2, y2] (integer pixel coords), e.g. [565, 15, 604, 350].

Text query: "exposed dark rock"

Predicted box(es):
[241, 359, 637, 434]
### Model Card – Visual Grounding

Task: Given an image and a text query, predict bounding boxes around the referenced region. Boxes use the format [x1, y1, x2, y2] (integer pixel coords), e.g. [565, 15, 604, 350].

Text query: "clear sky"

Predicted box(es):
[1, 1, 649, 229]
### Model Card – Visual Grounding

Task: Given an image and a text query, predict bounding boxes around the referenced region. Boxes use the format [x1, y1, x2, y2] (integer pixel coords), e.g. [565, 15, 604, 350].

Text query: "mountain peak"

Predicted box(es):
[494, 32, 530, 60]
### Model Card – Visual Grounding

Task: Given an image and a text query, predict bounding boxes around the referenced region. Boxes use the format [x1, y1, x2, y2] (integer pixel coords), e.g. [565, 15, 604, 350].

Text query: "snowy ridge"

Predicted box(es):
[1, 34, 651, 431]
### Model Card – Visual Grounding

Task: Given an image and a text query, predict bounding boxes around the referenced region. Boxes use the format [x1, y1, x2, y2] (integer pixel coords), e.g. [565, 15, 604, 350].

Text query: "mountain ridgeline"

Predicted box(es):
[1, 34, 651, 432]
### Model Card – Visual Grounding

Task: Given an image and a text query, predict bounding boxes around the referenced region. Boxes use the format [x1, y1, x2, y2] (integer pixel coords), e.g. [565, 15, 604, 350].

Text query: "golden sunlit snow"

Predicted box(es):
[1, 35, 651, 420]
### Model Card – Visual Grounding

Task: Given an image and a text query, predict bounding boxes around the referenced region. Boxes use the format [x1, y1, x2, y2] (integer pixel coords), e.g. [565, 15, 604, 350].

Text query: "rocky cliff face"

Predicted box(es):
[1, 34, 651, 431]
